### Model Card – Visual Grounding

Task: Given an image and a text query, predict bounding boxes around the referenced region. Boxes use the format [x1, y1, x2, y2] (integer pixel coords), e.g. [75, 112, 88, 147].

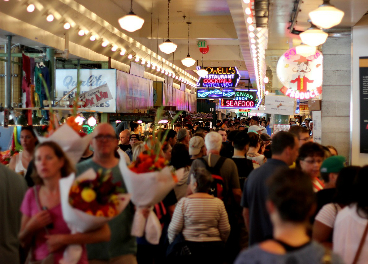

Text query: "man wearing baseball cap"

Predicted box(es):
[189, 136, 206, 160]
[315, 155, 346, 216]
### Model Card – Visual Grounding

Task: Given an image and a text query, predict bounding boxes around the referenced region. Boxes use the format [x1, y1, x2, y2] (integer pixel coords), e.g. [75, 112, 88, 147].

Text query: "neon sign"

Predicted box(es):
[276, 48, 323, 99]
[196, 89, 235, 99]
[219, 90, 258, 109]
[197, 67, 241, 88]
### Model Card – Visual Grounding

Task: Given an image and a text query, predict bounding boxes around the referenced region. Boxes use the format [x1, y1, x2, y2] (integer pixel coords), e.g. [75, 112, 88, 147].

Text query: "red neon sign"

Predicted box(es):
[221, 99, 255, 107]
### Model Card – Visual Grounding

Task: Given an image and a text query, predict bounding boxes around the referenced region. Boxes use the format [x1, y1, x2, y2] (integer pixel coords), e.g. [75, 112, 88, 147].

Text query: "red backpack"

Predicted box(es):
[199, 156, 227, 200]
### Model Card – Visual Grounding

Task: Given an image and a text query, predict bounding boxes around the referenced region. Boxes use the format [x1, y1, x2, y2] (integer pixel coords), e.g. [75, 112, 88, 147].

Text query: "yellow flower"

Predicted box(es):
[86, 210, 93, 215]
[71, 184, 80, 193]
[81, 188, 96, 203]
[96, 210, 105, 217]
[108, 207, 117, 217]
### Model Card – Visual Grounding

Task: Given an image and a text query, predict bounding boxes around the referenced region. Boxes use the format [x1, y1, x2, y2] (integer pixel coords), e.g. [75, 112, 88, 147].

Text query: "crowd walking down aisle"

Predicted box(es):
[1, 119, 368, 264]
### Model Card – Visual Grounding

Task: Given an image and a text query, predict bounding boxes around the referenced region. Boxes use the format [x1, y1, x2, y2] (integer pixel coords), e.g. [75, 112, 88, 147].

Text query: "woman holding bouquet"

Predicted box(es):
[168, 168, 230, 264]
[19, 141, 111, 264]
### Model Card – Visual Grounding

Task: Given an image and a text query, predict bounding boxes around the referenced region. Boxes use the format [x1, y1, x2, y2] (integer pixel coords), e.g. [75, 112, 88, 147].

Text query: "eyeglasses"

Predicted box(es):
[301, 158, 323, 164]
[94, 135, 116, 141]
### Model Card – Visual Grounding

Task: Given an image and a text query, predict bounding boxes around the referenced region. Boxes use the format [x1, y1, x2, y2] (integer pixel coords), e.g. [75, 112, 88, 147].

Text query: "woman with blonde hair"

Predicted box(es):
[19, 141, 110, 264]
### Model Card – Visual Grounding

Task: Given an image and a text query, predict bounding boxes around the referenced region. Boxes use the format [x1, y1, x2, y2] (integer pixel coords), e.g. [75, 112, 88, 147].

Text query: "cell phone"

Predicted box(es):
[42, 206, 54, 229]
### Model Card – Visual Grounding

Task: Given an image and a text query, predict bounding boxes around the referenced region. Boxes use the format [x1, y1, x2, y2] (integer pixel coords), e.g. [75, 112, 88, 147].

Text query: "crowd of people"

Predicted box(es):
[1, 116, 368, 264]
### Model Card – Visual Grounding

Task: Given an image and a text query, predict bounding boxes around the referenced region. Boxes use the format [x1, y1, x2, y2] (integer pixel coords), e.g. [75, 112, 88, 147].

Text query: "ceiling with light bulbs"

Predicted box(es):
[0, 0, 368, 89]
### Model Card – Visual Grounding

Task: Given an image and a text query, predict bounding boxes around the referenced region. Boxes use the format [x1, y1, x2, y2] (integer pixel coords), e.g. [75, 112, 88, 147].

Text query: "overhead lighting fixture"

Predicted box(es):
[309, 0, 344, 29]
[118, 0, 144, 32]
[90, 35, 96, 41]
[135, 57, 140, 62]
[243, 0, 250, 3]
[296, 43, 317, 57]
[27, 4, 35, 12]
[300, 22, 328, 46]
[249, 32, 255, 38]
[249, 25, 255, 31]
[120, 50, 126, 55]
[111, 45, 118, 52]
[128, 54, 133, 59]
[64, 22, 71, 30]
[181, 22, 196, 67]
[197, 53, 208, 78]
[78, 30, 85, 36]
[264, 77, 269, 83]
[159, 0, 177, 54]
[247, 17, 253, 24]
[102, 40, 109, 47]
[46, 14, 54, 22]
[245, 8, 251, 15]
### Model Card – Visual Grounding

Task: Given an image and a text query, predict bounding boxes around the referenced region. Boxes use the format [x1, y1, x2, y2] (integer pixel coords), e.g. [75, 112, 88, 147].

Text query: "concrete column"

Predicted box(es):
[321, 36, 351, 160]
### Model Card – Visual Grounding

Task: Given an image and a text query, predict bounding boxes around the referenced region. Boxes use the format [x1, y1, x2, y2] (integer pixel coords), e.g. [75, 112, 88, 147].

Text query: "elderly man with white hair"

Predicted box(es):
[188, 131, 242, 263]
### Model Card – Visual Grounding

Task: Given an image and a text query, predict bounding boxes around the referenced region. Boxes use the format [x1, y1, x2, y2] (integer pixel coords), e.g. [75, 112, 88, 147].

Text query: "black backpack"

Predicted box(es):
[199, 156, 227, 200]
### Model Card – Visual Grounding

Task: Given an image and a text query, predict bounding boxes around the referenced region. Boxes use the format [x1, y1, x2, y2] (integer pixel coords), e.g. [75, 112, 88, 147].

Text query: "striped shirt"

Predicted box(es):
[168, 196, 230, 243]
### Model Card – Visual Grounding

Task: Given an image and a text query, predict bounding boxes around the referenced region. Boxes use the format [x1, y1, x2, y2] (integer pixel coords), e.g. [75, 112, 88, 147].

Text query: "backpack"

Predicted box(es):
[199, 155, 227, 200]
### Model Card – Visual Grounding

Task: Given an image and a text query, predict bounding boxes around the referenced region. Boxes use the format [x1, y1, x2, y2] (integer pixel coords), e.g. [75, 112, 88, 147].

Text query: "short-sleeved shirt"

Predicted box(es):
[231, 157, 253, 191]
[189, 154, 240, 205]
[241, 159, 288, 246]
[76, 159, 136, 260]
[20, 186, 88, 263]
[315, 203, 341, 228]
[235, 241, 344, 264]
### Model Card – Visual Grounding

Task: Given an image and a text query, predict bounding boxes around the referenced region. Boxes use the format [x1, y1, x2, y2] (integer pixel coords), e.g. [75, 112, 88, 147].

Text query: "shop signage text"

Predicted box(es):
[196, 88, 235, 99]
[197, 67, 240, 88]
[219, 90, 258, 109]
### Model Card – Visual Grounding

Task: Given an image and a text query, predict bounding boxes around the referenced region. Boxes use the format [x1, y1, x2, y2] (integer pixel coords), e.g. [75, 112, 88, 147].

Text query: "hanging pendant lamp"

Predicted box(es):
[296, 43, 317, 57]
[309, 0, 344, 29]
[118, 0, 144, 32]
[159, 0, 177, 54]
[299, 21, 328, 47]
[197, 53, 208, 78]
[181, 22, 196, 67]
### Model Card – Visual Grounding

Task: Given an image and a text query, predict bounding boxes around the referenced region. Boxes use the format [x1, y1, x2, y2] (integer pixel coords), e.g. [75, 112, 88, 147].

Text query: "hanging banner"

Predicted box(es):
[277, 48, 323, 99]
[359, 57, 368, 153]
[116, 71, 153, 113]
[265, 95, 295, 115]
[130, 62, 145, 78]
[55, 69, 116, 112]
[312, 111, 322, 144]
[197, 67, 240, 88]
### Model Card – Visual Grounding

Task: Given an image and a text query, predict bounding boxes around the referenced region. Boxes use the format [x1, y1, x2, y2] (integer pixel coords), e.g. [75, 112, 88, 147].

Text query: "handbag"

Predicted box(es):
[352, 220, 368, 264]
[25, 187, 54, 264]
[166, 233, 191, 257]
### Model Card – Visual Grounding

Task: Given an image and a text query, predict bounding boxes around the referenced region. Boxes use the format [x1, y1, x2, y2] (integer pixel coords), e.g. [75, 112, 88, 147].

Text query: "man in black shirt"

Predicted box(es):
[118, 129, 131, 152]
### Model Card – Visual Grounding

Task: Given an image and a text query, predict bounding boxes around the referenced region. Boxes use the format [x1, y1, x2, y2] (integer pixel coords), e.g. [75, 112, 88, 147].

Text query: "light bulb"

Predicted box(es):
[245, 8, 251, 15]
[135, 57, 139, 62]
[249, 32, 255, 38]
[102, 40, 109, 47]
[27, 4, 35, 12]
[247, 17, 253, 24]
[78, 30, 85, 36]
[111, 45, 118, 52]
[249, 25, 255, 31]
[243, 0, 250, 3]
[90, 35, 96, 41]
[128, 54, 133, 59]
[147, 62, 150, 67]
[120, 50, 126, 55]
[251, 39, 256, 44]
[46, 14, 54, 22]
[64, 22, 71, 30]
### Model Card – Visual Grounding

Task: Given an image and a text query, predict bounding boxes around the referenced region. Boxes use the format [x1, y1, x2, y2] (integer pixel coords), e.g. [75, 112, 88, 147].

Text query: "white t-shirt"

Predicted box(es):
[333, 204, 368, 264]
[315, 203, 341, 228]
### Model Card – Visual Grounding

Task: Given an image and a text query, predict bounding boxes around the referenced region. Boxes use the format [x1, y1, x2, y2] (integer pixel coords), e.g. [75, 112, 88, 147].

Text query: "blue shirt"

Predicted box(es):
[241, 159, 288, 246]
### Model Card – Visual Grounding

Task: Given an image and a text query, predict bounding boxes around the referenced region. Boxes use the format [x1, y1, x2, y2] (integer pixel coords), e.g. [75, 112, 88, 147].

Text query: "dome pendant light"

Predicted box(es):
[159, 0, 177, 54]
[118, 0, 144, 32]
[181, 22, 196, 67]
[296, 43, 317, 57]
[197, 53, 208, 78]
[309, 0, 344, 29]
[299, 21, 328, 47]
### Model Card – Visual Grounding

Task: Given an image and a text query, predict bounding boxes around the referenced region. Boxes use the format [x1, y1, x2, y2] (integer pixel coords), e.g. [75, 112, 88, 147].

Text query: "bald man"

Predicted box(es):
[119, 129, 131, 152]
[76, 123, 137, 264]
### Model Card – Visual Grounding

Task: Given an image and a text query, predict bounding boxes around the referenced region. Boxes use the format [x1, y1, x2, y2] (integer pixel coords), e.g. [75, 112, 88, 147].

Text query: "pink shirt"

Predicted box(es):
[20, 186, 88, 263]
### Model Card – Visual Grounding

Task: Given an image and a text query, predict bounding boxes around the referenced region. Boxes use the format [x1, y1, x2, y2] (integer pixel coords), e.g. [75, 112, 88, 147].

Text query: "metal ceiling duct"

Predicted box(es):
[255, 0, 269, 28]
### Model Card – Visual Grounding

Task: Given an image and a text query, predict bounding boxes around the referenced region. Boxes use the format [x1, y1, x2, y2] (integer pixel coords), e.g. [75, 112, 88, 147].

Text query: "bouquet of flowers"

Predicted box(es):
[59, 169, 131, 264]
[0, 150, 12, 165]
[119, 109, 184, 245]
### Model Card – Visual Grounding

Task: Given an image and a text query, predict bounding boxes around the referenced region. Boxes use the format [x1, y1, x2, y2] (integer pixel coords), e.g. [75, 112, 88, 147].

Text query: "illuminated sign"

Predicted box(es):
[197, 67, 240, 88]
[219, 90, 258, 109]
[196, 88, 235, 99]
[277, 48, 323, 99]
